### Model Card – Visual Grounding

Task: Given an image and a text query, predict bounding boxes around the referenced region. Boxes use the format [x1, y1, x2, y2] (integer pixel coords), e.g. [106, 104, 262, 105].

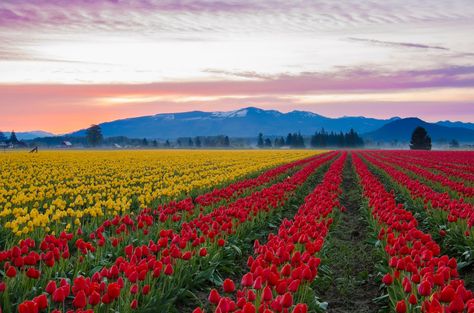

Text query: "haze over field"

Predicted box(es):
[0, 0, 473, 133]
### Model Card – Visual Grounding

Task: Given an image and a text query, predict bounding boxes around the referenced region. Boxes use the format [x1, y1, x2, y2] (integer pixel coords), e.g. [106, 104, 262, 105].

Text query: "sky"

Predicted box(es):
[0, 0, 473, 134]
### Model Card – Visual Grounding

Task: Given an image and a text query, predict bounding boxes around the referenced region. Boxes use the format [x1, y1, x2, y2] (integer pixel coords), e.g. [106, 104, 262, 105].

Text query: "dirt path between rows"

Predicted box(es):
[316, 155, 383, 313]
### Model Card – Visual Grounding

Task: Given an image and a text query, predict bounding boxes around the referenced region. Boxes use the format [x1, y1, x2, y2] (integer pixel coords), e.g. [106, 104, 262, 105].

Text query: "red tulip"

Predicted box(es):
[52, 287, 66, 303]
[280, 292, 293, 308]
[253, 276, 262, 290]
[223, 278, 235, 293]
[241, 273, 253, 287]
[440, 285, 455, 302]
[89, 291, 101, 306]
[107, 282, 121, 300]
[45, 281, 57, 295]
[18, 300, 38, 313]
[292, 303, 308, 313]
[263, 286, 273, 301]
[417, 281, 432, 297]
[26, 268, 40, 279]
[199, 248, 207, 257]
[242, 302, 256, 313]
[131, 299, 138, 309]
[395, 300, 406, 313]
[6, 266, 16, 278]
[448, 294, 465, 312]
[33, 294, 48, 310]
[382, 273, 393, 286]
[164, 264, 173, 275]
[208, 289, 220, 304]
[72, 290, 87, 308]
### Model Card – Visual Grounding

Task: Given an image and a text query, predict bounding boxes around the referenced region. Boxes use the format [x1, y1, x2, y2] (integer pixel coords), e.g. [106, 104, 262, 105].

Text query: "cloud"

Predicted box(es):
[347, 37, 449, 51]
[203, 69, 273, 80]
[2, 65, 474, 98]
[1, 0, 473, 33]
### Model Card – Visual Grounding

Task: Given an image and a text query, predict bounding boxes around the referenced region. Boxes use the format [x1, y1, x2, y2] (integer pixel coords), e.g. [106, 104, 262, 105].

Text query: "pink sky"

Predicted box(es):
[0, 0, 473, 133]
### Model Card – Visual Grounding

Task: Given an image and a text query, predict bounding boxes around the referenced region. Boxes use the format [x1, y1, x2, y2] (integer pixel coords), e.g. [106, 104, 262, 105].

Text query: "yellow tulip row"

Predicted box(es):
[0, 150, 318, 237]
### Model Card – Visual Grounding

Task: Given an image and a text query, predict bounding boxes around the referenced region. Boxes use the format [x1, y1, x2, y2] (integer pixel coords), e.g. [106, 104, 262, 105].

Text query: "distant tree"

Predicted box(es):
[164, 140, 171, 147]
[0, 131, 6, 143]
[195, 137, 201, 148]
[142, 138, 148, 146]
[224, 136, 230, 147]
[152, 140, 158, 147]
[86, 125, 103, 147]
[449, 139, 459, 148]
[410, 127, 432, 150]
[9, 130, 19, 145]
[188, 138, 194, 147]
[257, 133, 264, 147]
[286, 133, 293, 146]
[310, 128, 363, 148]
[264, 138, 272, 147]
[177, 139, 182, 147]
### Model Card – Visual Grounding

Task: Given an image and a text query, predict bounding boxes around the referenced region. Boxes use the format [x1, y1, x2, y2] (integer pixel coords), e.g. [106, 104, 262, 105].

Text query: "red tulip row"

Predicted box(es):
[194, 154, 327, 207]
[353, 153, 474, 313]
[395, 151, 474, 174]
[1, 153, 337, 313]
[374, 151, 474, 184]
[194, 152, 347, 313]
[369, 152, 474, 198]
[94, 152, 335, 236]
[360, 152, 474, 230]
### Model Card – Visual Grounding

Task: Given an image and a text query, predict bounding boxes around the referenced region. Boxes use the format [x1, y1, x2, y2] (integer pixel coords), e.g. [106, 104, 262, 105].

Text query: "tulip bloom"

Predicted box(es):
[223, 279, 235, 293]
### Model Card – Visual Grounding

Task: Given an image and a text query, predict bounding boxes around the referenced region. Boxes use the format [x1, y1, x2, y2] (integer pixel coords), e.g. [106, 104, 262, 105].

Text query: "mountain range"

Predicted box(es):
[67, 107, 473, 142]
[364, 118, 474, 142]
[0, 130, 55, 140]
[70, 107, 398, 138]
[7, 107, 474, 143]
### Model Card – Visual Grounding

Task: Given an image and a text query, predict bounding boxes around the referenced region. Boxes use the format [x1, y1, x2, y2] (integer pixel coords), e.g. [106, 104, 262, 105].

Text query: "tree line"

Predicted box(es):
[0, 131, 26, 147]
[257, 129, 364, 148]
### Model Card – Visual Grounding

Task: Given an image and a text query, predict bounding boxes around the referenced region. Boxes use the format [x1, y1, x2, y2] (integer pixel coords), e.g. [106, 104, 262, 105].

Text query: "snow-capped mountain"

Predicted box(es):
[69, 107, 403, 139]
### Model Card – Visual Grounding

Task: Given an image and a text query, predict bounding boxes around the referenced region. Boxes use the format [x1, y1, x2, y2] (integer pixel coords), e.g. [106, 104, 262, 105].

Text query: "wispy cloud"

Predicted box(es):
[2, 65, 474, 98]
[347, 37, 449, 51]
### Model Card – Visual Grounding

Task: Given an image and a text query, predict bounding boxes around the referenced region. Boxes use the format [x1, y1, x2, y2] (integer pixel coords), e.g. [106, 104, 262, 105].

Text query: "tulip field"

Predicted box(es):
[0, 150, 473, 313]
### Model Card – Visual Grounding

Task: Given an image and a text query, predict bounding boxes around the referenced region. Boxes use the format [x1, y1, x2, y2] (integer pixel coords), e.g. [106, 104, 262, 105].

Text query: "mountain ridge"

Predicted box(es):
[68, 107, 405, 139]
[364, 117, 474, 142]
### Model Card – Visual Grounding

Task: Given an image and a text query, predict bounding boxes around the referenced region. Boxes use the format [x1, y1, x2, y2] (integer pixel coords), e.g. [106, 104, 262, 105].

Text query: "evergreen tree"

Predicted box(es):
[188, 138, 194, 147]
[257, 133, 264, 147]
[274, 137, 285, 147]
[285, 133, 293, 146]
[164, 140, 170, 147]
[195, 137, 201, 148]
[264, 138, 272, 147]
[410, 127, 432, 150]
[449, 139, 459, 148]
[142, 138, 148, 146]
[152, 140, 158, 147]
[86, 125, 103, 147]
[309, 128, 363, 148]
[0, 131, 6, 143]
[9, 130, 19, 144]
[224, 136, 230, 147]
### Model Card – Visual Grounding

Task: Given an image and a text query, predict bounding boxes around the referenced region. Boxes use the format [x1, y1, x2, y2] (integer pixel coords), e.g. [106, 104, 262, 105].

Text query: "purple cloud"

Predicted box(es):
[348, 37, 449, 51]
